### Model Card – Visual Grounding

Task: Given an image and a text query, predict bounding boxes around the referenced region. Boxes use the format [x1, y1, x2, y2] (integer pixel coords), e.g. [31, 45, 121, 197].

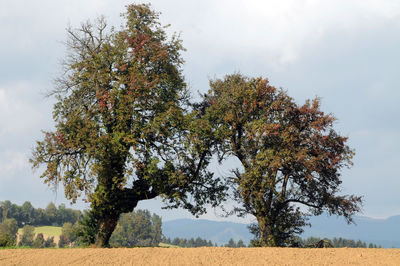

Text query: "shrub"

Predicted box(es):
[33, 233, 45, 248]
[19, 225, 35, 246]
[45, 236, 56, 248]
[59, 235, 70, 248]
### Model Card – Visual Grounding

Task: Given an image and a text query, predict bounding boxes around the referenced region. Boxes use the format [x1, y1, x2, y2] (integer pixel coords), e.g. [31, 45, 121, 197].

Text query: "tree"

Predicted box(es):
[45, 236, 56, 248]
[33, 208, 46, 226]
[0, 201, 11, 222]
[237, 239, 246, 247]
[150, 213, 162, 245]
[204, 74, 362, 246]
[21, 201, 35, 225]
[0, 218, 18, 247]
[33, 233, 46, 248]
[59, 234, 70, 248]
[19, 225, 35, 246]
[225, 238, 237, 248]
[73, 210, 97, 246]
[62, 222, 76, 243]
[30, 3, 226, 247]
[109, 209, 162, 247]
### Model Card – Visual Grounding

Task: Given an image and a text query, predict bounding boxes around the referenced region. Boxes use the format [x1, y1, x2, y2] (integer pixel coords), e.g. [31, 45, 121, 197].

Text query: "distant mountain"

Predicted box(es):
[162, 215, 400, 247]
[304, 214, 400, 248]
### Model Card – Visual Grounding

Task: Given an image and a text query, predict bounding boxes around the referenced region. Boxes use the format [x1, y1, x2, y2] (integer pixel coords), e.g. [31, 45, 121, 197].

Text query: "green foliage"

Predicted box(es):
[224, 238, 237, 248]
[237, 239, 246, 247]
[30, 233, 55, 248]
[299, 237, 376, 248]
[163, 236, 245, 248]
[30, 3, 226, 247]
[164, 237, 215, 247]
[61, 222, 76, 243]
[21, 201, 35, 225]
[33, 233, 45, 248]
[203, 73, 362, 247]
[72, 210, 97, 247]
[0, 218, 18, 247]
[44, 236, 56, 248]
[45, 203, 57, 225]
[109, 210, 162, 247]
[19, 225, 35, 247]
[0, 200, 81, 227]
[58, 235, 69, 248]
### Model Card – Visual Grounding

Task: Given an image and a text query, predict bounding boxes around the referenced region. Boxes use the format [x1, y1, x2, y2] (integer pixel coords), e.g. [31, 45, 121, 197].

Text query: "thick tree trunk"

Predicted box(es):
[257, 217, 276, 247]
[95, 215, 119, 247]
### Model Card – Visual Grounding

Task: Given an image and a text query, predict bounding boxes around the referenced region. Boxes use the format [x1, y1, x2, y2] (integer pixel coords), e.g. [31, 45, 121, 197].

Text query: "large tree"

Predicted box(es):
[31, 4, 226, 247]
[204, 74, 362, 247]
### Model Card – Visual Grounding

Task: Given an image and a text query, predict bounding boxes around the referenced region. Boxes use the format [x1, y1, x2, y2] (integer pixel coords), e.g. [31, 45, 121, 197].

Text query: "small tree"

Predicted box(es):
[225, 238, 237, 248]
[62, 222, 76, 243]
[33, 233, 46, 248]
[30, 3, 226, 247]
[0, 218, 18, 247]
[204, 74, 362, 246]
[45, 236, 56, 248]
[44, 203, 57, 226]
[237, 239, 246, 247]
[73, 210, 97, 246]
[21, 201, 35, 225]
[19, 225, 35, 246]
[59, 234, 70, 248]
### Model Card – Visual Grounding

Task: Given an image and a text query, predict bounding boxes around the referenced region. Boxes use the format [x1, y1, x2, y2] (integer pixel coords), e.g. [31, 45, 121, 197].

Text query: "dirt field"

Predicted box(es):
[1, 247, 400, 266]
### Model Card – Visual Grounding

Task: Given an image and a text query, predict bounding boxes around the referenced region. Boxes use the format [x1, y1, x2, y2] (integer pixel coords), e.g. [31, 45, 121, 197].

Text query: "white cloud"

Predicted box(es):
[0, 150, 27, 179]
[151, 0, 400, 70]
[0, 82, 47, 138]
[0, 89, 4, 103]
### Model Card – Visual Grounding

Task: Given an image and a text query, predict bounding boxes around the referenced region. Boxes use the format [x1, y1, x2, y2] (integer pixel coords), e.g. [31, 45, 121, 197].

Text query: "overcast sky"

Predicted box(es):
[1, 0, 399, 223]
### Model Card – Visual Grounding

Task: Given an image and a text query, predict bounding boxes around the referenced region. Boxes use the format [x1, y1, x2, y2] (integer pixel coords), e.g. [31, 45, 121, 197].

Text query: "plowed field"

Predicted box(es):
[1, 247, 400, 265]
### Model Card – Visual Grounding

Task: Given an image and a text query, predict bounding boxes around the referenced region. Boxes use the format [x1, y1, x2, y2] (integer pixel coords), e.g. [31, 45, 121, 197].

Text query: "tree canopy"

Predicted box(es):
[30, 4, 226, 247]
[203, 74, 362, 246]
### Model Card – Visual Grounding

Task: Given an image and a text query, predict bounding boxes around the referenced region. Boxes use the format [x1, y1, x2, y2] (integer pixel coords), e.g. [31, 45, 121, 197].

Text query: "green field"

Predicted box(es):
[18, 226, 62, 237]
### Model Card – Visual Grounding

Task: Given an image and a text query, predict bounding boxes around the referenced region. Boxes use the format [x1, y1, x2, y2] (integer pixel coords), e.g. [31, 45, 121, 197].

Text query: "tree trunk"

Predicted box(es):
[257, 217, 276, 247]
[95, 215, 119, 247]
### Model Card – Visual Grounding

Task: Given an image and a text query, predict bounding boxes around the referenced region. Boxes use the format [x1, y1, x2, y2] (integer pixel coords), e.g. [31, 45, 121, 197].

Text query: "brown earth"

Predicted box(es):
[1, 247, 400, 266]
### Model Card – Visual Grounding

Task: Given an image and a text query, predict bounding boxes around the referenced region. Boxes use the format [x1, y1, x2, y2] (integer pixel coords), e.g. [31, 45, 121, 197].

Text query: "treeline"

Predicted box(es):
[162, 236, 214, 247]
[299, 237, 382, 248]
[161, 236, 382, 248]
[0, 200, 81, 227]
[0, 200, 384, 249]
[161, 237, 247, 247]
[39, 209, 162, 248]
[161, 237, 246, 248]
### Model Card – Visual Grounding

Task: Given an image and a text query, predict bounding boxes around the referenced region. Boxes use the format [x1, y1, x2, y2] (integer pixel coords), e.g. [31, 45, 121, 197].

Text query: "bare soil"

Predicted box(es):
[1, 247, 400, 266]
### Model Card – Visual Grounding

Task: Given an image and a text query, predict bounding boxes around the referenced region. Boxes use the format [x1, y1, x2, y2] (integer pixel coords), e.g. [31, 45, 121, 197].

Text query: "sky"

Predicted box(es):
[0, 0, 399, 223]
